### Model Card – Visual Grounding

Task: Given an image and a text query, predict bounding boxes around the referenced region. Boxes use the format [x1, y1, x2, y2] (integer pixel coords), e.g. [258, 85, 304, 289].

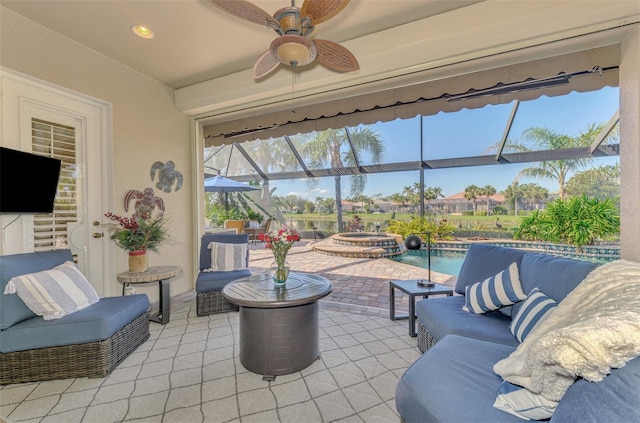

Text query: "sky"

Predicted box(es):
[269, 86, 620, 200]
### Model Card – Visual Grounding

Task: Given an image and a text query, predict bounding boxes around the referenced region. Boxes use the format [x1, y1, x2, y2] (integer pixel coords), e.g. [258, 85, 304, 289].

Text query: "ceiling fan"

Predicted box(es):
[207, 0, 360, 79]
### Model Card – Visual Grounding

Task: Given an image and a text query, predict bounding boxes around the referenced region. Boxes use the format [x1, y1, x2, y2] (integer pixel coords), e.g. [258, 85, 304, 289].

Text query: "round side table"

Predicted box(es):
[117, 266, 180, 324]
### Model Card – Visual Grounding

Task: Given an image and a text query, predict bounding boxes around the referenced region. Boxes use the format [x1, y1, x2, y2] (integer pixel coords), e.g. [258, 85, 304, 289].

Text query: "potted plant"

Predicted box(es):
[104, 211, 169, 272]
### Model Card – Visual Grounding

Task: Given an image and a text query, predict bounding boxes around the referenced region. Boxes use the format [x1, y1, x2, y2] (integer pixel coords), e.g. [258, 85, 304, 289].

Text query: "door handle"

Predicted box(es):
[92, 232, 104, 238]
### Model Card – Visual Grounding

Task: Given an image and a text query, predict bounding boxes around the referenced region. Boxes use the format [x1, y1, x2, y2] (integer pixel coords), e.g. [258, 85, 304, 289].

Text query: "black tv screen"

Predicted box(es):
[0, 147, 62, 214]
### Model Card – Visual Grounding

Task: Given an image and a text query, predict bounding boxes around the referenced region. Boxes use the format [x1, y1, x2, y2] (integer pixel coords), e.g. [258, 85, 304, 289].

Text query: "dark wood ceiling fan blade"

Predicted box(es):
[300, 0, 351, 25]
[207, 0, 278, 27]
[315, 39, 359, 72]
[252, 50, 281, 79]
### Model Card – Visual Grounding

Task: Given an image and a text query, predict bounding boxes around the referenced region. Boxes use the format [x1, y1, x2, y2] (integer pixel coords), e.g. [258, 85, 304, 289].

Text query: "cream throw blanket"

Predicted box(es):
[494, 259, 640, 401]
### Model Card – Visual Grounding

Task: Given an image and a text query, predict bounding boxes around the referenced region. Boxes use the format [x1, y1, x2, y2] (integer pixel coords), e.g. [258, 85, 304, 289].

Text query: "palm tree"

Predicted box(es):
[504, 124, 612, 200]
[389, 193, 407, 212]
[402, 184, 420, 210]
[238, 137, 298, 211]
[300, 127, 384, 230]
[521, 183, 549, 210]
[565, 163, 620, 200]
[502, 181, 525, 215]
[464, 184, 481, 214]
[424, 186, 444, 212]
[481, 185, 496, 215]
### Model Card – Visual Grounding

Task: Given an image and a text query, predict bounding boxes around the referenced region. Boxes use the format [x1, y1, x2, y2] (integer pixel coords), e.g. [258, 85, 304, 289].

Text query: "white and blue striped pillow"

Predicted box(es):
[493, 379, 558, 420]
[510, 287, 558, 342]
[4, 261, 99, 320]
[462, 262, 526, 314]
[207, 242, 248, 271]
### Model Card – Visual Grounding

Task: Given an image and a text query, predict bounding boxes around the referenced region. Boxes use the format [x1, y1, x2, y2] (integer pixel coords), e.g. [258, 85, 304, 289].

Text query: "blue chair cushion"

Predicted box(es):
[454, 244, 527, 295]
[416, 295, 519, 347]
[195, 269, 251, 293]
[0, 249, 73, 330]
[0, 294, 149, 353]
[396, 335, 521, 423]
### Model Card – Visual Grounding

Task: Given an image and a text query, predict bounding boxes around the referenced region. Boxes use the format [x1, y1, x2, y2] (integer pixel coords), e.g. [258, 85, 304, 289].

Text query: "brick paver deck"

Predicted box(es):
[247, 239, 458, 317]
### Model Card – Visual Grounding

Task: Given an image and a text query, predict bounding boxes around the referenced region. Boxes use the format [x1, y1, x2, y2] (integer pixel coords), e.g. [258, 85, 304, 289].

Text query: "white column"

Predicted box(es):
[620, 25, 640, 261]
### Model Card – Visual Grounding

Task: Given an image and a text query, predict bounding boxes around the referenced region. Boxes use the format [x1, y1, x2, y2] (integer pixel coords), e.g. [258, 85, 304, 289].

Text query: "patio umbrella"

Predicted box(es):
[204, 175, 260, 193]
[204, 174, 259, 211]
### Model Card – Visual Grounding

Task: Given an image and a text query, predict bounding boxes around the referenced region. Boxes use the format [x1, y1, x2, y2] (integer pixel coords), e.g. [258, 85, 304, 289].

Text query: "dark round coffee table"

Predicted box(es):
[222, 272, 332, 380]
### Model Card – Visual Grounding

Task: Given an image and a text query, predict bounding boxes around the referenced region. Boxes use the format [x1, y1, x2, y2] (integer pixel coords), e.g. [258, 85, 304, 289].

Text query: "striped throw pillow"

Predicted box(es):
[494, 379, 558, 420]
[462, 262, 526, 314]
[510, 287, 558, 342]
[4, 261, 99, 320]
[208, 242, 248, 271]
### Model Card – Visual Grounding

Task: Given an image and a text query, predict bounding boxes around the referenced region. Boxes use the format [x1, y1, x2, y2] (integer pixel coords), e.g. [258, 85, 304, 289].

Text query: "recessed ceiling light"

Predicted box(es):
[131, 25, 155, 39]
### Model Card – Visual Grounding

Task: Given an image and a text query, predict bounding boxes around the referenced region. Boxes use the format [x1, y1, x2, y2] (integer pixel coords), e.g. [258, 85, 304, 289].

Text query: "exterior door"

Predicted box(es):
[0, 69, 112, 296]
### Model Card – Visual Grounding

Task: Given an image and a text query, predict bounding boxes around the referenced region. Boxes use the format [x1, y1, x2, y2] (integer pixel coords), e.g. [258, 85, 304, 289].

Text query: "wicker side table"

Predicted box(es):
[117, 266, 180, 324]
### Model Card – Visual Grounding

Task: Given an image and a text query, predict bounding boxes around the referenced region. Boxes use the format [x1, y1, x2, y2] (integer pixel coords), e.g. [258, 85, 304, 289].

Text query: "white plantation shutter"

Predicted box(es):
[31, 118, 78, 252]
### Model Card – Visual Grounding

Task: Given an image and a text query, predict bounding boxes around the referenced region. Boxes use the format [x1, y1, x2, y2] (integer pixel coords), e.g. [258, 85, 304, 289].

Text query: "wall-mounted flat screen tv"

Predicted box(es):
[0, 147, 62, 214]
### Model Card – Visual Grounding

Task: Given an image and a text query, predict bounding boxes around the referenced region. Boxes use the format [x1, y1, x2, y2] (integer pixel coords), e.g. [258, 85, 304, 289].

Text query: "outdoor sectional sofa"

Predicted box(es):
[195, 233, 250, 316]
[396, 243, 640, 422]
[0, 249, 150, 385]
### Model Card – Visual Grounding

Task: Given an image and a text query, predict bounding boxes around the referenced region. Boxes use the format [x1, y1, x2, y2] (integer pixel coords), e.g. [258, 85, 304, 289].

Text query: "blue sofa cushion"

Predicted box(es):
[0, 249, 73, 330]
[416, 296, 519, 347]
[396, 335, 522, 423]
[454, 244, 527, 295]
[0, 294, 149, 353]
[550, 356, 640, 422]
[513, 253, 597, 317]
[195, 269, 251, 293]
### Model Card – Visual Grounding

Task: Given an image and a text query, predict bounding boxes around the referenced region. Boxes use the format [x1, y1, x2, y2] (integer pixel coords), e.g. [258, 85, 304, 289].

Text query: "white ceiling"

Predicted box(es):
[0, 0, 485, 89]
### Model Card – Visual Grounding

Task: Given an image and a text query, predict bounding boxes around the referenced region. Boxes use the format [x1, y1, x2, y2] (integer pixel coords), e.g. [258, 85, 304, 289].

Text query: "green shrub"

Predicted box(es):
[386, 216, 455, 241]
[514, 195, 619, 251]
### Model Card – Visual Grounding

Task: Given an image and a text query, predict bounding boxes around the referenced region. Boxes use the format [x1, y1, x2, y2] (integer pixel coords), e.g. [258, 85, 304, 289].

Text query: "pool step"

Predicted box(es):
[312, 233, 403, 259]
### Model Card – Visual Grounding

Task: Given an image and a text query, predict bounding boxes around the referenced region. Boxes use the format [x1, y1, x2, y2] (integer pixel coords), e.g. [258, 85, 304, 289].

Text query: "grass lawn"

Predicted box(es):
[283, 212, 524, 231]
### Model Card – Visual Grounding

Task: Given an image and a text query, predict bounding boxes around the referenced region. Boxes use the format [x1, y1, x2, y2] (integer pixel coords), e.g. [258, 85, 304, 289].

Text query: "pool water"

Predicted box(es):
[393, 248, 613, 275]
[393, 250, 467, 276]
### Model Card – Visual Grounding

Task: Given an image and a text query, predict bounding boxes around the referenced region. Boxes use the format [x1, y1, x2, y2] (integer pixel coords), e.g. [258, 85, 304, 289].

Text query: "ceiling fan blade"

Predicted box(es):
[252, 50, 281, 79]
[314, 39, 359, 73]
[207, 0, 278, 27]
[300, 0, 351, 25]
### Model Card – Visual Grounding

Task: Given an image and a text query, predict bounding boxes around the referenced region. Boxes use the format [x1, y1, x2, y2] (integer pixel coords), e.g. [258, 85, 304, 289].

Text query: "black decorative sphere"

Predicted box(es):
[404, 235, 423, 250]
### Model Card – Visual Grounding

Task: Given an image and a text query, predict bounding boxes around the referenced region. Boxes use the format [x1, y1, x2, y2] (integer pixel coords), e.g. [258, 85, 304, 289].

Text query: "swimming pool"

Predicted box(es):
[393, 247, 615, 276]
[393, 250, 467, 276]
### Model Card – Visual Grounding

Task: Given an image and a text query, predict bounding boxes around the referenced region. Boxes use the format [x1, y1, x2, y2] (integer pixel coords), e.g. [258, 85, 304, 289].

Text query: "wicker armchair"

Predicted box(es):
[0, 250, 150, 385]
[223, 219, 246, 234]
[195, 233, 251, 316]
[245, 217, 272, 243]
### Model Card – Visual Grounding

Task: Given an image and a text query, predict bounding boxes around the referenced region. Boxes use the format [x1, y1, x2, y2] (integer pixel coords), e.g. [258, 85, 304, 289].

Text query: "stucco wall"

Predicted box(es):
[0, 7, 194, 301]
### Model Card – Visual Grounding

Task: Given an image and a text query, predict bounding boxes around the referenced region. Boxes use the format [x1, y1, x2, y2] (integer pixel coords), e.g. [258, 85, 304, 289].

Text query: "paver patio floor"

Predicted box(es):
[247, 239, 457, 317]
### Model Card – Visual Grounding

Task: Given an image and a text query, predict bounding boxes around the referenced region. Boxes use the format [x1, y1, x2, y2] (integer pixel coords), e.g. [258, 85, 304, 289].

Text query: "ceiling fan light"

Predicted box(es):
[277, 43, 311, 66]
[271, 35, 317, 67]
